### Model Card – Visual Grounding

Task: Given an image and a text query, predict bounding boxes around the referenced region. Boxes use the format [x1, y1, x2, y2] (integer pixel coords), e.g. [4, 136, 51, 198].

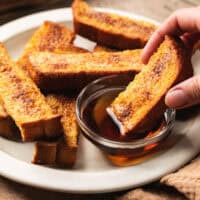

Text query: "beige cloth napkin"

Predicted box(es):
[119, 157, 200, 200]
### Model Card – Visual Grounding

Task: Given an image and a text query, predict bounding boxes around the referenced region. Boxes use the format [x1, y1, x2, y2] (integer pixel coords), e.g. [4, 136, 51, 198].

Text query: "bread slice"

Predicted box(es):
[46, 94, 78, 167]
[107, 36, 185, 135]
[32, 141, 58, 165]
[31, 94, 78, 167]
[0, 21, 83, 140]
[26, 50, 143, 91]
[73, 0, 156, 50]
[18, 21, 86, 74]
[0, 43, 62, 141]
[19, 21, 75, 54]
[0, 101, 18, 138]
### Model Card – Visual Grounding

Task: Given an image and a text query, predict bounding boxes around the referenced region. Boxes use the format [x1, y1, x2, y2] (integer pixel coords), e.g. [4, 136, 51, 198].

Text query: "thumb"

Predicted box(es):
[165, 76, 200, 109]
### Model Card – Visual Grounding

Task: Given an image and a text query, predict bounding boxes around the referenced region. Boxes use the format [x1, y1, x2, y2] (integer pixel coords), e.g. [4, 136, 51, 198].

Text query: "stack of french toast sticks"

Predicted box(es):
[0, 0, 192, 168]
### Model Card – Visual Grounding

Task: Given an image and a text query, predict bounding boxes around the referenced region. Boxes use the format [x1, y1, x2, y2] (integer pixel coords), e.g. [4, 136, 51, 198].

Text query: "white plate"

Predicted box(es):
[0, 8, 200, 194]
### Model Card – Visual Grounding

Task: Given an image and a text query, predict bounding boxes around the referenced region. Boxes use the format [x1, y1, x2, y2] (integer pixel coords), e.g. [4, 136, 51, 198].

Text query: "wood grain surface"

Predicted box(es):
[88, 0, 199, 21]
[0, 0, 199, 199]
[1, 0, 199, 25]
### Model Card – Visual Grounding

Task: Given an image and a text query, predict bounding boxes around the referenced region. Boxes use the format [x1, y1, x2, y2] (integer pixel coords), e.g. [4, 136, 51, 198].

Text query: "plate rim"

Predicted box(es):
[0, 7, 199, 194]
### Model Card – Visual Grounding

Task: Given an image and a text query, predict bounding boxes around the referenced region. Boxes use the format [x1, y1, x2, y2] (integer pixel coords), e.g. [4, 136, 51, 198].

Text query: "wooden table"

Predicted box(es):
[0, 0, 199, 199]
[1, 0, 199, 25]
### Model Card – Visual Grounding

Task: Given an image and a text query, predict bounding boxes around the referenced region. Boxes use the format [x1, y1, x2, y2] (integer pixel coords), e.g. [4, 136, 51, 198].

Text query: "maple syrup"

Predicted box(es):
[82, 88, 171, 166]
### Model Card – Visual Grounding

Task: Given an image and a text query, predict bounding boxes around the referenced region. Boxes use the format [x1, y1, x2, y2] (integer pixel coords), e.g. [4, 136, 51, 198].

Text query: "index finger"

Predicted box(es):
[141, 7, 200, 64]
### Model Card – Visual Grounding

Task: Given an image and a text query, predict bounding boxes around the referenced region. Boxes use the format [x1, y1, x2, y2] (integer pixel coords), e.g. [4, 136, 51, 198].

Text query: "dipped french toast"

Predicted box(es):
[107, 36, 187, 135]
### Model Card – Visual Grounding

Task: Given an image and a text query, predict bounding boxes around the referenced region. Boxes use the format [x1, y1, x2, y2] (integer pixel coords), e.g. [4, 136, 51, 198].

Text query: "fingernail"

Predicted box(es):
[166, 89, 189, 108]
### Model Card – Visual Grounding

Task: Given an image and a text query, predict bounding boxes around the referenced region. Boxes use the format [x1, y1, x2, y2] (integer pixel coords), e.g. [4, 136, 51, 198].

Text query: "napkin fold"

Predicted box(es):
[119, 157, 200, 200]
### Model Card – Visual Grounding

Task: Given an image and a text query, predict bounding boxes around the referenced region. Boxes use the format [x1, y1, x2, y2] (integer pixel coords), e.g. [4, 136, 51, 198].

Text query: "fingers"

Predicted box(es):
[165, 75, 200, 109]
[142, 7, 200, 64]
[141, 30, 165, 64]
[181, 32, 200, 53]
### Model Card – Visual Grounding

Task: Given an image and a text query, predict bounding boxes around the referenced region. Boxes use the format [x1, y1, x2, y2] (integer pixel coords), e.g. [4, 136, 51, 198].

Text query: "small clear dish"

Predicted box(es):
[76, 75, 176, 166]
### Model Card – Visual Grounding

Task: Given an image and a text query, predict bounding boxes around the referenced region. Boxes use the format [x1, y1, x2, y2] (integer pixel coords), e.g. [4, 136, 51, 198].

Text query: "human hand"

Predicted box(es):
[141, 7, 200, 109]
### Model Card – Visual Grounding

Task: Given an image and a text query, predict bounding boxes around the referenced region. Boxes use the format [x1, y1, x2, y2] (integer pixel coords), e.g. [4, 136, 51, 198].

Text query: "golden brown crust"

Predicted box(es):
[32, 141, 57, 165]
[0, 116, 18, 139]
[56, 141, 77, 168]
[73, 0, 157, 50]
[54, 45, 88, 54]
[0, 99, 19, 139]
[46, 94, 78, 167]
[27, 50, 143, 91]
[0, 43, 62, 141]
[107, 36, 185, 135]
[19, 21, 75, 54]
[0, 101, 8, 119]
[0, 22, 80, 141]
[17, 21, 82, 75]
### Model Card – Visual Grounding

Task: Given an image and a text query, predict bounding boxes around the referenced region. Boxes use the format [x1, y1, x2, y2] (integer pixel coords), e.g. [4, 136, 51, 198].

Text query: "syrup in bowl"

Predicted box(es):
[76, 75, 175, 166]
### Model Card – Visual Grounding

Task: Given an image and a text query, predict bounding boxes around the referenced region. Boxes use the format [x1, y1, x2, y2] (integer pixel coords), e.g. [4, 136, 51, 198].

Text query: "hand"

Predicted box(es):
[141, 7, 200, 109]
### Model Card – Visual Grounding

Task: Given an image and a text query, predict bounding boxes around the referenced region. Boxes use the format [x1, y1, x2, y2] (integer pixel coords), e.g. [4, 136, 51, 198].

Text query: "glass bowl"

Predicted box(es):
[76, 74, 176, 166]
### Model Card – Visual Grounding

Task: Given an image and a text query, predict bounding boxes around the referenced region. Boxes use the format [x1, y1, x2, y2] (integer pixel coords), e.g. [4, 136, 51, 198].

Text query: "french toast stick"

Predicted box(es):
[18, 21, 87, 74]
[19, 21, 75, 54]
[32, 141, 58, 165]
[27, 50, 143, 91]
[0, 102, 18, 138]
[32, 95, 78, 167]
[73, 0, 157, 50]
[46, 94, 78, 167]
[0, 21, 82, 140]
[0, 43, 62, 141]
[107, 36, 186, 135]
